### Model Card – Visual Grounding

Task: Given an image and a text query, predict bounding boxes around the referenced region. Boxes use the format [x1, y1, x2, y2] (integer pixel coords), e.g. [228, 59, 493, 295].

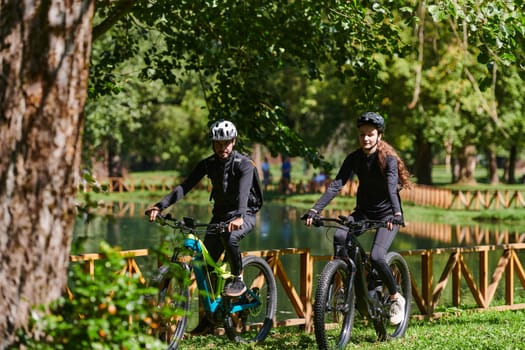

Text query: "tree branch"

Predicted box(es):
[408, 0, 426, 109]
[92, 0, 135, 41]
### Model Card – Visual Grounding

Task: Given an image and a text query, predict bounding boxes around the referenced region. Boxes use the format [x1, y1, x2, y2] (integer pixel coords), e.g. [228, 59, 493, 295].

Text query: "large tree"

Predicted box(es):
[0, 1, 94, 346]
[378, 1, 525, 185]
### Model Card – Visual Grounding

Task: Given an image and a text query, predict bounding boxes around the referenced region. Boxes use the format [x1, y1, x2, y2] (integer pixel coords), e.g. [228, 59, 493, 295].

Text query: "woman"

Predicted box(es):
[303, 111, 411, 325]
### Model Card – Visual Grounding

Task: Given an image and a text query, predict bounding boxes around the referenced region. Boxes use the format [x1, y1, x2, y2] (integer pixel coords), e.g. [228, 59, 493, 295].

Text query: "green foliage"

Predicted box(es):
[374, 1, 525, 184]
[89, 0, 412, 169]
[84, 70, 210, 174]
[87, 1, 525, 184]
[429, 0, 525, 77]
[15, 243, 164, 350]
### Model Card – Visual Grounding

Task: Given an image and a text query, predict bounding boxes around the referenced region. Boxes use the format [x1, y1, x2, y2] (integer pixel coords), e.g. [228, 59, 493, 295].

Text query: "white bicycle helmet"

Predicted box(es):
[209, 119, 238, 141]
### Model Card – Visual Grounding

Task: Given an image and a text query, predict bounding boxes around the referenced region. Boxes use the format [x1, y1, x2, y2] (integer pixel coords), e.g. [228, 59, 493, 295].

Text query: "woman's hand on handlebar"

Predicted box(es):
[145, 206, 161, 222]
[301, 209, 320, 227]
[387, 213, 404, 230]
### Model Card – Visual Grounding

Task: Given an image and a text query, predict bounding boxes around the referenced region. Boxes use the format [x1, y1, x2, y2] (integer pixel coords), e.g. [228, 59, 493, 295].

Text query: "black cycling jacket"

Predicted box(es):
[155, 150, 255, 219]
[312, 148, 402, 218]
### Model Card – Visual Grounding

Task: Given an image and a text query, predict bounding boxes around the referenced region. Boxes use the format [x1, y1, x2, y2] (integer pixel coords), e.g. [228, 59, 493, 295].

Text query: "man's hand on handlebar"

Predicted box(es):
[336, 214, 354, 226]
[145, 206, 161, 222]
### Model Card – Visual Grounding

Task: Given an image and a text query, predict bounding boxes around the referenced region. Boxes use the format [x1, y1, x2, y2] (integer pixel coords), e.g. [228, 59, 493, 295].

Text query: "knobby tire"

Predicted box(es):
[314, 259, 356, 350]
[156, 262, 191, 350]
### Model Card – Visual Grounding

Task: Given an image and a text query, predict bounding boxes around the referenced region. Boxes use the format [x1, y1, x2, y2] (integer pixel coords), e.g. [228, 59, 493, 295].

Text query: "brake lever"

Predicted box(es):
[312, 217, 324, 227]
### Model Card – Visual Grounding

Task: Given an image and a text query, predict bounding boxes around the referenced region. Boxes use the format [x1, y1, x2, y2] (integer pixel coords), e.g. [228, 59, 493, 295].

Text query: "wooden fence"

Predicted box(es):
[85, 177, 525, 210]
[401, 244, 525, 317]
[69, 243, 525, 330]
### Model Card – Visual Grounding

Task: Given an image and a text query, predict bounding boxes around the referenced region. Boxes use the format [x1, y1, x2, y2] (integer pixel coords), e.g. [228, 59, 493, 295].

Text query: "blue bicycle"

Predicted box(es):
[150, 214, 277, 349]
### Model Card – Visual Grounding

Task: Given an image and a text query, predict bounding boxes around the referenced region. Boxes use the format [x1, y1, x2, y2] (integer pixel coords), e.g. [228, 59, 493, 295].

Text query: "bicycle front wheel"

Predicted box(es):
[314, 259, 356, 350]
[224, 255, 277, 343]
[155, 262, 193, 350]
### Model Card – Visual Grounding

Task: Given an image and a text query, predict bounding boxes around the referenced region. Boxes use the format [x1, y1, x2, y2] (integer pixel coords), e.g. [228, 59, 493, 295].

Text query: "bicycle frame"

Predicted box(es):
[168, 220, 262, 316]
[344, 233, 384, 320]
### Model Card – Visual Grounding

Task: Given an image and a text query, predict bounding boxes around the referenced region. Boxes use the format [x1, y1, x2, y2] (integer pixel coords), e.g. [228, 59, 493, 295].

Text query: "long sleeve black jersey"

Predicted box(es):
[155, 150, 255, 219]
[312, 148, 402, 218]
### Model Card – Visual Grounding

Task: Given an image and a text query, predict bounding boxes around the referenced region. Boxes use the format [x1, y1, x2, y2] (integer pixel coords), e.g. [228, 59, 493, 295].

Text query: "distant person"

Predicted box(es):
[302, 112, 412, 326]
[280, 155, 292, 194]
[261, 157, 272, 190]
[313, 172, 327, 184]
[310, 171, 327, 192]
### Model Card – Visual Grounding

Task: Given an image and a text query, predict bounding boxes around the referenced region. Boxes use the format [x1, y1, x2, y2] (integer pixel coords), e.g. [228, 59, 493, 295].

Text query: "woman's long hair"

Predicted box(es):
[377, 139, 412, 189]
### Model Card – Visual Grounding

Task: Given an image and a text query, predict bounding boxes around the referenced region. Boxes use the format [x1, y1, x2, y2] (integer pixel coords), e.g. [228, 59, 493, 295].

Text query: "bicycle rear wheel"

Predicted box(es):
[224, 255, 277, 343]
[373, 252, 411, 341]
[314, 259, 356, 350]
[155, 262, 193, 350]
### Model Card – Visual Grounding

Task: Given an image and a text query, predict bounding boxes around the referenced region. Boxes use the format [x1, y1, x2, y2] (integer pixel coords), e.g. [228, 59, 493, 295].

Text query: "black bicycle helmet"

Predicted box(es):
[356, 112, 385, 132]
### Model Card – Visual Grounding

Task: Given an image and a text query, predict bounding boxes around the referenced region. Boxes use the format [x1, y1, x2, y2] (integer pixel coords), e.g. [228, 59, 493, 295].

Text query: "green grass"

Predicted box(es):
[270, 162, 525, 190]
[127, 170, 180, 180]
[175, 309, 525, 349]
[430, 164, 525, 190]
[90, 162, 525, 198]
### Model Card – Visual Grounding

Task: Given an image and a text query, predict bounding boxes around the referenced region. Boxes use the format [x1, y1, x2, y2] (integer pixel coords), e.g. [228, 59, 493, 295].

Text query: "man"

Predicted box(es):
[147, 119, 261, 297]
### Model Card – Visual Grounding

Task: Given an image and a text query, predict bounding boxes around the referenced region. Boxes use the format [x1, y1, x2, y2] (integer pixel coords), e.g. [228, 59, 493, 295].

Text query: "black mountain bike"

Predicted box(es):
[309, 216, 411, 350]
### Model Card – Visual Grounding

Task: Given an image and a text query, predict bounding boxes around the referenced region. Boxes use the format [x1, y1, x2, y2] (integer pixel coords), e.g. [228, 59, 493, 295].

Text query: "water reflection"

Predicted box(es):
[73, 201, 525, 254]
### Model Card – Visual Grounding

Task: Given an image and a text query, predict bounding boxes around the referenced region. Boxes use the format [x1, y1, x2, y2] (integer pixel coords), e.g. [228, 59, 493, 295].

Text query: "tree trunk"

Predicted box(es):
[0, 1, 94, 346]
[485, 146, 499, 185]
[507, 144, 517, 184]
[414, 133, 433, 185]
[455, 145, 478, 185]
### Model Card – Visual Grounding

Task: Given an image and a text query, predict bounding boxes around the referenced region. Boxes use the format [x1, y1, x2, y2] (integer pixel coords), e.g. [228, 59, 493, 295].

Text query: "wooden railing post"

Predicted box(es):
[452, 251, 461, 307]
[299, 249, 313, 332]
[422, 251, 433, 315]
[479, 249, 488, 305]
[506, 249, 514, 305]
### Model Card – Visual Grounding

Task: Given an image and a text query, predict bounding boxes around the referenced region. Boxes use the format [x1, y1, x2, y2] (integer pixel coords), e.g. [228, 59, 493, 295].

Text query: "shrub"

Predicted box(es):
[16, 242, 165, 350]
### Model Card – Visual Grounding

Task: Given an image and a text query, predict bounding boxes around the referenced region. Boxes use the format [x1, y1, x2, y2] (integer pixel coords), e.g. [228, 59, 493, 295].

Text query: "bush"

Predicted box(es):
[15, 242, 165, 350]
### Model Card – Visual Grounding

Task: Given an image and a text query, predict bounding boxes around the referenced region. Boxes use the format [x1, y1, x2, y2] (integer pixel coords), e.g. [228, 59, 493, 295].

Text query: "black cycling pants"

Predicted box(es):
[204, 214, 256, 276]
[334, 222, 399, 295]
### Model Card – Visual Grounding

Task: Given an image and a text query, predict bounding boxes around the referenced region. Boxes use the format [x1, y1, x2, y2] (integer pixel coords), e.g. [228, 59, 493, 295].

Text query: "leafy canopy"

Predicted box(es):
[90, 0, 411, 167]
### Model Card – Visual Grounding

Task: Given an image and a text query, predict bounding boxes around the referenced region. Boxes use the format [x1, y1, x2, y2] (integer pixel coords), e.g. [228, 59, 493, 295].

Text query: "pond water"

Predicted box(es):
[73, 201, 525, 320]
[73, 201, 525, 254]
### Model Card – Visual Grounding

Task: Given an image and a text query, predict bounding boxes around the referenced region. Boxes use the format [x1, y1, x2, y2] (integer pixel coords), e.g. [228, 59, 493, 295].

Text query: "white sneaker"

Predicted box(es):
[389, 293, 406, 325]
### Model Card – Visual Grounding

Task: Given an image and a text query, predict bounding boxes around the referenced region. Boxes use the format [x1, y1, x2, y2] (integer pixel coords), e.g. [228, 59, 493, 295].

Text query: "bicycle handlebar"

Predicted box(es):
[152, 213, 228, 233]
[311, 216, 389, 230]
